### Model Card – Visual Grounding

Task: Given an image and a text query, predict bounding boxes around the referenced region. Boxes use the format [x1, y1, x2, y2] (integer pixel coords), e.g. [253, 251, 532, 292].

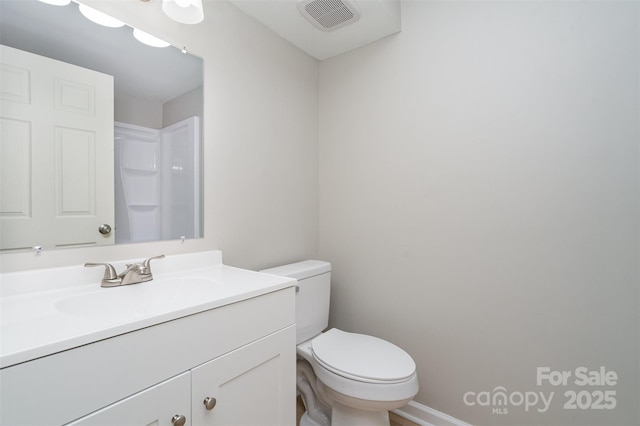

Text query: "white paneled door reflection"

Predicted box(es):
[0, 45, 114, 251]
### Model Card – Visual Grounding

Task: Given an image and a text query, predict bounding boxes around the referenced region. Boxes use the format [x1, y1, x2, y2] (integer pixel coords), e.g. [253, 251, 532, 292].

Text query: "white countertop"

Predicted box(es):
[0, 251, 295, 368]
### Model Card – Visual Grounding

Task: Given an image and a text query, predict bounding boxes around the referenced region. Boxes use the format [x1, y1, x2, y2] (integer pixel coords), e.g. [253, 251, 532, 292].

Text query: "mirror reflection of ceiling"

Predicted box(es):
[0, 0, 203, 104]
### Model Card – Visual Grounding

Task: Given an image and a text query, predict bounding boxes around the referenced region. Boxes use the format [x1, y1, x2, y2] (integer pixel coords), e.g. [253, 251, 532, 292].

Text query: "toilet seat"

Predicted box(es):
[311, 329, 416, 384]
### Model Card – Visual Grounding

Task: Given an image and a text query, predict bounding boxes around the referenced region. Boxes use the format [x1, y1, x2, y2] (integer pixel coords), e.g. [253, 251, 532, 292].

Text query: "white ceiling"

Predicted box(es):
[228, 0, 401, 60]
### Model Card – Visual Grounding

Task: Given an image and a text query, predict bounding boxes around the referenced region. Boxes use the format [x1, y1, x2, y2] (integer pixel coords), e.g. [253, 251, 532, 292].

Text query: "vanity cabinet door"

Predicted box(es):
[66, 372, 191, 426]
[191, 326, 296, 426]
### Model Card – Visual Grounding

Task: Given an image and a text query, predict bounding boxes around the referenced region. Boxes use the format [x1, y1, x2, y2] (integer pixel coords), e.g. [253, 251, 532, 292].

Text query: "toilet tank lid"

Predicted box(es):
[260, 260, 331, 280]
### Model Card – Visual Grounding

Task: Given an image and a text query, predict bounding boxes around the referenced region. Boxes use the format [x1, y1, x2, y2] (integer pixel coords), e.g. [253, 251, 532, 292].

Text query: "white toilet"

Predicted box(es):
[261, 260, 419, 426]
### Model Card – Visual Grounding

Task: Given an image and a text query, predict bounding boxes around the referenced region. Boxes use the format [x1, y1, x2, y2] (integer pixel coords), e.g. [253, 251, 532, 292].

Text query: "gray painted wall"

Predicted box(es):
[319, 1, 639, 425]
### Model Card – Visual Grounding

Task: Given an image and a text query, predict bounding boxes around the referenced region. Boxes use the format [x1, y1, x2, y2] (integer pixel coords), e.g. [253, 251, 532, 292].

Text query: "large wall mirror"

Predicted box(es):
[0, 0, 204, 252]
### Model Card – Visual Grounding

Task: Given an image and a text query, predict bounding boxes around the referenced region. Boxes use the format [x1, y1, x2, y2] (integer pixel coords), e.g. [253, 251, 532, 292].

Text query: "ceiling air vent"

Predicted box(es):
[297, 0, 361, 32]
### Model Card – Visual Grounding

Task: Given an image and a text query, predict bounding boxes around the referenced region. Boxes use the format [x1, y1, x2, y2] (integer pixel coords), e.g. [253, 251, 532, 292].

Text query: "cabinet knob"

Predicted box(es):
[171, 414, 186, 426]
[203, 396, 217, 410]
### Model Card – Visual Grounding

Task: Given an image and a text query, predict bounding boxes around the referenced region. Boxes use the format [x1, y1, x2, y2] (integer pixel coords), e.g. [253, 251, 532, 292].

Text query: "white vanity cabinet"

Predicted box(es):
[0, 286, 296, 426]
[67, 373, 192, 426]
[191, 327, 293, 425]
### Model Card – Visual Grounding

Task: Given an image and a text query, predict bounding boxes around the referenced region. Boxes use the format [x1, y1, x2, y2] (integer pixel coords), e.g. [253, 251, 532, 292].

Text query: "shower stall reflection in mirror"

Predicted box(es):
[114, 117, 200, 244]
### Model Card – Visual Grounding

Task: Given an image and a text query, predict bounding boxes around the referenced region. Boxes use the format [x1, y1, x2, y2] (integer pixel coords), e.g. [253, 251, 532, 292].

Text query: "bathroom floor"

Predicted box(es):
[295, 397, 418, 426]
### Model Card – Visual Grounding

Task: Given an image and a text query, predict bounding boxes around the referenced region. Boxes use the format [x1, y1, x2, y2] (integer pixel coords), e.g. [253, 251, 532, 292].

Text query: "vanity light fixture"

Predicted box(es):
[162, 0, 204, 25]
[78, 3, 125, 28]
[133, 28, 171, 48]
[39, 0, 176, 49]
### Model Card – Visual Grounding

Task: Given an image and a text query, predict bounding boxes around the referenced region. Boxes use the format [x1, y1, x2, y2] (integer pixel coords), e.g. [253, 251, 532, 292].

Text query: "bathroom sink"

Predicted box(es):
[1, 250, 297, 369]
[55, 277, 218, 318]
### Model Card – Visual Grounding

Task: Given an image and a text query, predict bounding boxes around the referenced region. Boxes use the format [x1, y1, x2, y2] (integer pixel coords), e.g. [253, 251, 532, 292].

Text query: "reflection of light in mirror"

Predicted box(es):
[38, 0, 71, 5]
[78, 4, 125, 28]
[162, 0, 204, 25]
[0, 0, 204, 249]
[133, 28, 171, 48]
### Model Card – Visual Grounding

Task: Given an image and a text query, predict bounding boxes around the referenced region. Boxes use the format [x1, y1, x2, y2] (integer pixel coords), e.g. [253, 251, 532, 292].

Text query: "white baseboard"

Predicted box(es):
[392, 401, 472, 426]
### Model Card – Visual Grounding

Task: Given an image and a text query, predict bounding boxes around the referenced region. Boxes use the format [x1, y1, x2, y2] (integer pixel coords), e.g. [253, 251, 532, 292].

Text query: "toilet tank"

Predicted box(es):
[260, 260, 331, 344]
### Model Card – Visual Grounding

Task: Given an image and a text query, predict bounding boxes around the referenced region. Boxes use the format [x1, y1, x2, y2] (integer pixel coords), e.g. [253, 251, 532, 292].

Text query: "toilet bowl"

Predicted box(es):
[260, 261, 419, 426]
[298, 328, 419, 426]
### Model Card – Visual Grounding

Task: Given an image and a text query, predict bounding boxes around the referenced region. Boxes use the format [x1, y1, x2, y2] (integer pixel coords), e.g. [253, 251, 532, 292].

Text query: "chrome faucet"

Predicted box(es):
[85, 255, 165, 288]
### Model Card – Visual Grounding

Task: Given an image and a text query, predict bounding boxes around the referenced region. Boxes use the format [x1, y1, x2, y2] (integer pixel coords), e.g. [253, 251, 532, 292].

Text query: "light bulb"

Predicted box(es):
[38, 0, 72, 5]
[78, 4, 125, 28]
[162, 0, 204, 25]
[133, 28, 171, 48]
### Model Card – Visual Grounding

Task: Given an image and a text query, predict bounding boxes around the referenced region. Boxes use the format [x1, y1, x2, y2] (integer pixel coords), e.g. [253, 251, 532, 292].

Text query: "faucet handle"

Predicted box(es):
[84, 262, 121, 287]
[141, 255, 165, 272]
